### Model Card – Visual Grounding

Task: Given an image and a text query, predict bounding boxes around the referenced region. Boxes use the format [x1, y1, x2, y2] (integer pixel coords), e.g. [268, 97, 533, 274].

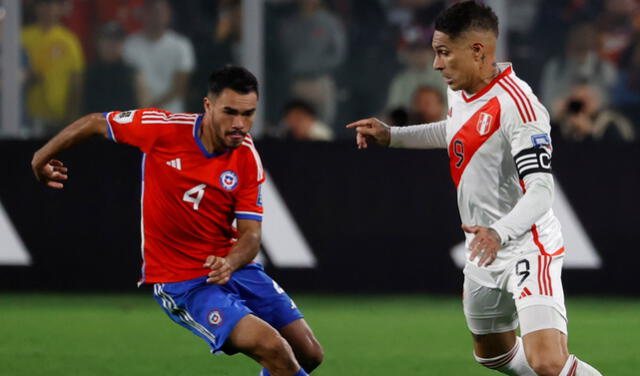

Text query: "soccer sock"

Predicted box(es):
[559, 355, 603, 376]
[259, 368, 309, 376]
[474, 336, 536, 375]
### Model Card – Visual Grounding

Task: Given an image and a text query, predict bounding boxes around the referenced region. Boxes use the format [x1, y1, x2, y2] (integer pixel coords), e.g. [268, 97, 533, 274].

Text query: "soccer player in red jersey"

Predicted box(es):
[32, 66, 322, 376]
[348, 2, 602, 376]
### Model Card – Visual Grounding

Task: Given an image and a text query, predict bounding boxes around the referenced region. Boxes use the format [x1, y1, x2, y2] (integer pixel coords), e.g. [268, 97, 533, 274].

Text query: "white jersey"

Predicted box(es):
[448, 63, 564, 285]
[390, 63, 564, 287]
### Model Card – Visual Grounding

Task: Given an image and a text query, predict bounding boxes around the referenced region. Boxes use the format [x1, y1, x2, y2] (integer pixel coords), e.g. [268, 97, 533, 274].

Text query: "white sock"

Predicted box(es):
[474, 336, 536, 375]
[559, 354, 603, 376]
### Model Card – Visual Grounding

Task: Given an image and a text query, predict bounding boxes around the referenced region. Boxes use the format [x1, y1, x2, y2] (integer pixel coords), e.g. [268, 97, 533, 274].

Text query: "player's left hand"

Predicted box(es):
[462, 224, 502, 267]
[204, 256, 232, 284]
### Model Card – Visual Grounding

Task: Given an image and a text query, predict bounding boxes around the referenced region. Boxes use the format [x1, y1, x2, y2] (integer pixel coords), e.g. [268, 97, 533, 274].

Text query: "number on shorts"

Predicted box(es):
[516, 259, 530, 286]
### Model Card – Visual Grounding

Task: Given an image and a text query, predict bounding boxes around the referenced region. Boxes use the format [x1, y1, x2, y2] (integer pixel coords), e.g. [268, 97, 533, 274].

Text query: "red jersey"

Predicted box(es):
[104, 109, 265, 284]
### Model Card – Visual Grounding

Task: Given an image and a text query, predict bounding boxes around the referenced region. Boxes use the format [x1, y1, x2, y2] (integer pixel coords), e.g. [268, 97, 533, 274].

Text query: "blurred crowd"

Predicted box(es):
[3, 0, 639, 142]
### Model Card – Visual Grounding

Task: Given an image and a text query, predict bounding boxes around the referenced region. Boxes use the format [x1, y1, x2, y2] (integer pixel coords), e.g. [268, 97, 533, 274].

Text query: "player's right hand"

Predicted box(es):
[32, 159, 69, 189]
[204, 256, 232, 285]
[345, 117, 391, 149]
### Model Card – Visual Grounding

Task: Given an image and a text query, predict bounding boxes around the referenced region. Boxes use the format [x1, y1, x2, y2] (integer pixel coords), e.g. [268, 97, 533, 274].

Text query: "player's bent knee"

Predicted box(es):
[256, 334, 299, 370]
[526, 354, 566, 376]
[299, 340, 324, 372]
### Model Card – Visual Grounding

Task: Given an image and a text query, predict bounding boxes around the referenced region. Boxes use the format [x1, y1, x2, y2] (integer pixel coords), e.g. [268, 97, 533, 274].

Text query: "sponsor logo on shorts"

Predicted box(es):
[219, 170, 239, 191]
[208, 309, 223, 326]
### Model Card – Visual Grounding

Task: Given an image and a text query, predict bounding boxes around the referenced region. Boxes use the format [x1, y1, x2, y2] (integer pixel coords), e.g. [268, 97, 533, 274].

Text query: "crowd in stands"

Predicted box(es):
[6, 0, 640, 142]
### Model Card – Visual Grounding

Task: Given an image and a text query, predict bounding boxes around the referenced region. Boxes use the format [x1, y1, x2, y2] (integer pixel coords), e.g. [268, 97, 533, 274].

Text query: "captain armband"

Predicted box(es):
[514, 147, 552, 179]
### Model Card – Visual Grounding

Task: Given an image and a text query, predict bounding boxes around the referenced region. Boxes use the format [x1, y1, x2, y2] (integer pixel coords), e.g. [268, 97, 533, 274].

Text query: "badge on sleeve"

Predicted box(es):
[531, 134, 550, 148]
[115, 110, 136, 124]
[256, 184, 263, 207]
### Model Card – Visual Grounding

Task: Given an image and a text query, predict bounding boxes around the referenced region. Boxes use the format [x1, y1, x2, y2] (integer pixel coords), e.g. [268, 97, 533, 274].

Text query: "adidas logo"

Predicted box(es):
[166, 158, 182, 170]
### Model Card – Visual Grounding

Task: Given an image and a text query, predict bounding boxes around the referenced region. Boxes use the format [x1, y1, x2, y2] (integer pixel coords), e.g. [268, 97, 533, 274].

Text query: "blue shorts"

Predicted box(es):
[152, 263, 303, 354]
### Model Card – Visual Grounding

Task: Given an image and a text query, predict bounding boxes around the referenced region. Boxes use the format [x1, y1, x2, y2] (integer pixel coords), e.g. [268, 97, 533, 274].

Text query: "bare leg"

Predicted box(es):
[472, 330, 536, 375]
[523, 328, 569, 376]
[278, 318, 324, 373]
[227, 314, 302, 376]
[472, 330, 516, 358]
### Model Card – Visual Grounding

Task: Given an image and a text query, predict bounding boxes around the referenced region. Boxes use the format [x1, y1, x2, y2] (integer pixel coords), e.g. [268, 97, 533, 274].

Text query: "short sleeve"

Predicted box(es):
[103, 108, 171, 153]
[234, 140, 266, 222]
[502, 99, 553, 180]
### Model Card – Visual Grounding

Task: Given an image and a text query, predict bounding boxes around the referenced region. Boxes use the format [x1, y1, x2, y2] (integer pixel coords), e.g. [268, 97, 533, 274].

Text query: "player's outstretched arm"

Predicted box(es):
[346, 117, 448, 150]
[31, 113, 109, 189]
[345, 118, 391, 149]
[204, 219, 262, 285]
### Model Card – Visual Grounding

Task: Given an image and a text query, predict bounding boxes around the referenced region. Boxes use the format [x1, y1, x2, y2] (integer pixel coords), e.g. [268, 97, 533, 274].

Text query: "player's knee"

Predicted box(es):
[299, 340, 324, 372]
[256, 334, 298, 371]
[526, 353, 565, 376]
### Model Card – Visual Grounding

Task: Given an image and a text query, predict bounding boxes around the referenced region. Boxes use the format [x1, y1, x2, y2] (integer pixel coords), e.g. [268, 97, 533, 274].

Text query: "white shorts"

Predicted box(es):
[463, 252, 568, 336]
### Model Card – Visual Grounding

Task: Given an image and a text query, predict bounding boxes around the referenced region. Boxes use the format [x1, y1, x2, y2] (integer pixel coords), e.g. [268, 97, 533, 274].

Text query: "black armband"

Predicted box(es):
[514, 147, 552, 179]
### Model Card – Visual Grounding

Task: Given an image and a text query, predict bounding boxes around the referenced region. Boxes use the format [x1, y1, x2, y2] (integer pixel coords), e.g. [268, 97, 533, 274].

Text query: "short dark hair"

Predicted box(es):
[434, 1, 499, 40]
[208, 65, 259, 97]
[283, 99, 316, 117]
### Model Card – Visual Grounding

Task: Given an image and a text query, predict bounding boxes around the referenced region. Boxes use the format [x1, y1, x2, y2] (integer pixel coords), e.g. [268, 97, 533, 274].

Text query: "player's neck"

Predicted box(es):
[466, 63, 501, 96]
[199, 121, 226, 154]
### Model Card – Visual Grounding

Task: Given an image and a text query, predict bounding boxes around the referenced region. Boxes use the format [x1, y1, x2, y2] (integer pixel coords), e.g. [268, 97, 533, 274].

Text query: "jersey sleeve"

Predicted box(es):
[234, 141, 266, 222]
[501, 100, 553, 180]
[491, 99, 555, 244]
[103, 108, 170, 153]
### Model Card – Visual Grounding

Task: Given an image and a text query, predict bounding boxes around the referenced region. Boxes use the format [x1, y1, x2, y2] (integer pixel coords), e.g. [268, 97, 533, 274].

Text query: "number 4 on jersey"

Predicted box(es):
[183, 184, 206, 210]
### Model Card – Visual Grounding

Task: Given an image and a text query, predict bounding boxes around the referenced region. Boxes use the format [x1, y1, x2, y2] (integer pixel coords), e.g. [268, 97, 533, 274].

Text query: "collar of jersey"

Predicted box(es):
[193, 115, 229, 158]
[461, 64, 513, 103]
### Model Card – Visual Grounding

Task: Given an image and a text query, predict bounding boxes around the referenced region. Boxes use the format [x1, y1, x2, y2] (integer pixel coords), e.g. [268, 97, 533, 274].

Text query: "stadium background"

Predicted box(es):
[1, 0, 639, 375]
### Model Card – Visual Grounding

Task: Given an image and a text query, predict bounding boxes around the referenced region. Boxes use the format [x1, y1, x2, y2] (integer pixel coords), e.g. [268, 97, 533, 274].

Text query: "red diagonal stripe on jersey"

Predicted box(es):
[448, 97, 501, 188]
[497, 81, 527, 123]
[523, 287, 532, 296]
[505, 76, 537, 122]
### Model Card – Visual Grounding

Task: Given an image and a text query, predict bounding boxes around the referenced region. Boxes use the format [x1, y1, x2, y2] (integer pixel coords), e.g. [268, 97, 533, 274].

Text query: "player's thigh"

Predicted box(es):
[463, 276, 519, 356]
[508, 253, 568, 337]
[234, 263, 304, 330]
[153, 278, 252, 354]
[463, 276, 518, 335]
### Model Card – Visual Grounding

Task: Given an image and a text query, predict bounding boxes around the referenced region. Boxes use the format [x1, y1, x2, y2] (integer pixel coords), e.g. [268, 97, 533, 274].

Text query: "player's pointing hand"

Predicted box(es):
[204, 255, 232, 285]
[462, 224, 502, 267]
[32, 159, 69, 189]
[345, 117, 391, 149]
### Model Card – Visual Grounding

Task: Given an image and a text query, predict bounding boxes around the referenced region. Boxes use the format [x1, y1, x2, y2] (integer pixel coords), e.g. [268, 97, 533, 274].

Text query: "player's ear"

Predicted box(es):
[203, 96, 213, 112]
[472, 43, 484, 60]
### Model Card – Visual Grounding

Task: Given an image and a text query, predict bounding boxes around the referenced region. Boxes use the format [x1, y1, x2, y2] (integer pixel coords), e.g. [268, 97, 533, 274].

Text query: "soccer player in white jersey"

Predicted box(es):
[347, 2, 603, 376]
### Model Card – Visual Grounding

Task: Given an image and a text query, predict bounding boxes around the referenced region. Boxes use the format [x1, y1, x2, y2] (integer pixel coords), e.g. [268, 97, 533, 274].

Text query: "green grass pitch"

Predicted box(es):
[2, 294, 639, 375]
